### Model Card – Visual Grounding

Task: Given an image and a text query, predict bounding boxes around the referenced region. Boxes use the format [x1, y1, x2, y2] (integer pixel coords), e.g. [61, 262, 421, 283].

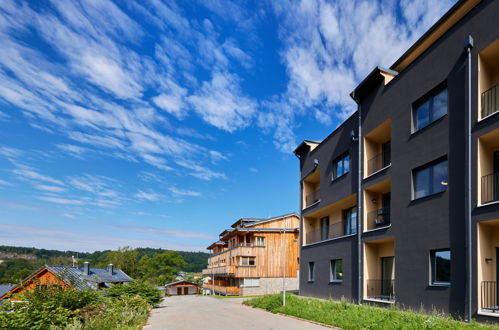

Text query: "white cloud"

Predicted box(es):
[169, 187, 201, 197]
[188, 72, 256, 132]
[135, 190, 163, 202]
[0, 179, 12, 186]
[13, 165, 64, 186]
[34, 184, 67, 193]
[37, 196, 85, 205]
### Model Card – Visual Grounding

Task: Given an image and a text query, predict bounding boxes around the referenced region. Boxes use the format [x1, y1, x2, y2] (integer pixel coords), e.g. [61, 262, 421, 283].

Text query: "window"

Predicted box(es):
[243, 278, 260, 287]
[413, 159, 448, 199]
[343, 206, 357, 235]
[308, 262, 315, 282]
[431, 249, 451, 285]
[414, 88, 448, 131]
[255, 236, 265, 246]
[330, 259, 343, 282]
[320, 216, 329, 241]
[333, 153, 350, 180]
[241, 257, 255, 266]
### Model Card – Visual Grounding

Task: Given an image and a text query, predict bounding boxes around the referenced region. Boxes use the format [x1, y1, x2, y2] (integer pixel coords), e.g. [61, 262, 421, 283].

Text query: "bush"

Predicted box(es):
[105, 281, 161, 306]
[0, 283, 154, 330]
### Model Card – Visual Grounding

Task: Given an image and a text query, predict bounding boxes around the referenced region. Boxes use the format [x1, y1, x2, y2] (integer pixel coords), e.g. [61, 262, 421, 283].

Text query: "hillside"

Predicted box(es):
[0, 245, 209, 284]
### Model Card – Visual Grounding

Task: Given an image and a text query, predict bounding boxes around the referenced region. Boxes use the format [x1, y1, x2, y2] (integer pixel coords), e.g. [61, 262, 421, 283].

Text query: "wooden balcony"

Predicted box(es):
[202, 265, 235, 276]
[203, 282, 240, 296]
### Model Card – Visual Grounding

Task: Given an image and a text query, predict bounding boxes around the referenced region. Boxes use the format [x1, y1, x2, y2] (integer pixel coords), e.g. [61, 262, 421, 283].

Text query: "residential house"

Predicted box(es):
[165, 280, 200, 296]
[202, 213, 300, 296]
[294, 0, 499, 322]
[0, 262, 132, 300]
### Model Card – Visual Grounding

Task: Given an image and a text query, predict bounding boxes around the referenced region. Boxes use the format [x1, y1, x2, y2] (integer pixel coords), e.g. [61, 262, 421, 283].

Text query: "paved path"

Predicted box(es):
[143, 295, 329, 330]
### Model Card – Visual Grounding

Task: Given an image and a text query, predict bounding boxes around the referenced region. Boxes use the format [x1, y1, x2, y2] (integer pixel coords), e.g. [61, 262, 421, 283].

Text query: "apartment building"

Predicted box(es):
[202, 213, 300, 296]
[294, 0, 499, 321]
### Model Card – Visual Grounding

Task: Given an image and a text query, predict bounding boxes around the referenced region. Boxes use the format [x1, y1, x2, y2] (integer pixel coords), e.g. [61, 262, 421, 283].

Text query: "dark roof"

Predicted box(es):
[44, 265, 132, 290]
[231, 212, 299, 229]
[164, 280, 199, 287]
[351, 66, 397, 100]
[0, 284, 15, 298]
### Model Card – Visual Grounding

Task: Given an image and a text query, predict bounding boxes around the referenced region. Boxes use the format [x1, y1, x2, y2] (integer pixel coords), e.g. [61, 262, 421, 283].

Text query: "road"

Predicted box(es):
[143, 295, 330, 330]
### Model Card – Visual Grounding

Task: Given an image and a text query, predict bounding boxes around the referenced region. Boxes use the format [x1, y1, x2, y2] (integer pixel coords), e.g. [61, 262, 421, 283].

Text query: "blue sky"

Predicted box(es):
[0, 0, 456, 252]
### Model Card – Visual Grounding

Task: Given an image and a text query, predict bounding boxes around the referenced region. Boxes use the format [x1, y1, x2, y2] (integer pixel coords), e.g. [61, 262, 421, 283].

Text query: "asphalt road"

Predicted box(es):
[143, 295, 330, 330]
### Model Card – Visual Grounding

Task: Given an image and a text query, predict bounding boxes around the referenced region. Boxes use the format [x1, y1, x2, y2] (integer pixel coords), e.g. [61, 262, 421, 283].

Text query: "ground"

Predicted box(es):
[143, 295, 329, 330]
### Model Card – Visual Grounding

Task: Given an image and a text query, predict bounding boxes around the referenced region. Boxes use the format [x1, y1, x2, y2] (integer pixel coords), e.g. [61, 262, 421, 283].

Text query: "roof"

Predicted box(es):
[390, 0, 480, 72]
[164, 280, 199, 287]
[230, 212, 299, 229]
[351, 66, 398, 99]
[0, 284, 15, 298]
[293, 140, 321, 156]
[44, 265, 133, 290]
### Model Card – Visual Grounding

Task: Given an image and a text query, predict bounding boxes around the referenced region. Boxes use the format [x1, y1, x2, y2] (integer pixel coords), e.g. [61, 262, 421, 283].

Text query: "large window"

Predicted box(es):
[330, 259, 343, 282]
[431, 249, 451, 285]
[333, 153, 350, 180]
[241, 257, 255, 266]
[308, 262, 315, 282]
[243, 278, 260, 287]
[255, 236, 265, 246]
[343, 206, 357, 235]
[414, 88, 448, 131]
[413, 159, 448, 199]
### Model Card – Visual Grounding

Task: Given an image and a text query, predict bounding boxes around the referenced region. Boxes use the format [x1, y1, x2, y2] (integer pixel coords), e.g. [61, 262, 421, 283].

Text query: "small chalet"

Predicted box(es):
[164, 280, 199, 296]
[0, 262, 132, 300]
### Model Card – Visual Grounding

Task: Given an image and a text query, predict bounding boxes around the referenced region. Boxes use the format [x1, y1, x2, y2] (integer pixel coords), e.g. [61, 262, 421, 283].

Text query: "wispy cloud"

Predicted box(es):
[135, 190, 163, 202]
[13, 165, 64, 186]
[34, 184, 67, 193]
[169, 187, 201, 197]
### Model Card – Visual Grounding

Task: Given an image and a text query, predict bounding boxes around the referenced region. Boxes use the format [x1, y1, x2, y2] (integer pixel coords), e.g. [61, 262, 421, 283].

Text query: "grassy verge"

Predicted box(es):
[243, 294, 499, 329]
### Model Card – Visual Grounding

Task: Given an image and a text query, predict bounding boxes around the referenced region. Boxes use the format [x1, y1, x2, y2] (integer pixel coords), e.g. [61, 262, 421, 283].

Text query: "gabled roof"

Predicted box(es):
[164, 280, 199, 287]
[0, 284, 15, 298]
[45, 265, 132, 290]
[293, 139, 321, 157]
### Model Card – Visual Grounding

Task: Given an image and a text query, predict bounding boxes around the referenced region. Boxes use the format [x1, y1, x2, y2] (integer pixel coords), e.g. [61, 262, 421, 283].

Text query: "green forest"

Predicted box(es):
[0, 245, 209, 286]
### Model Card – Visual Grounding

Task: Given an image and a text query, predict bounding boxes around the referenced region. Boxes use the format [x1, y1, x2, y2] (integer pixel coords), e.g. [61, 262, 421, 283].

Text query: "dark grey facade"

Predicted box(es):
[295, 0, 499, 321]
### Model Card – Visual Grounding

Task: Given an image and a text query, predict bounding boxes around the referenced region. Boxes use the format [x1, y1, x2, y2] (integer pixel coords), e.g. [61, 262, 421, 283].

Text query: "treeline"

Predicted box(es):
[0, 245, 209, 285]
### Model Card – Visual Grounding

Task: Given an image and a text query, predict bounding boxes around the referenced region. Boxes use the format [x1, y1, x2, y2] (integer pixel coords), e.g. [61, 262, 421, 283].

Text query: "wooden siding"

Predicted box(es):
[203, 215, 300, 280]
[1, 267, 69, 300]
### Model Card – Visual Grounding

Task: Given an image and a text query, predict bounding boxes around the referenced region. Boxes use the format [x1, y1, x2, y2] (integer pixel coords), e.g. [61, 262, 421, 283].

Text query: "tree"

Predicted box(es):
[104, 247, 139, 278]
[138, 251, 185, 285]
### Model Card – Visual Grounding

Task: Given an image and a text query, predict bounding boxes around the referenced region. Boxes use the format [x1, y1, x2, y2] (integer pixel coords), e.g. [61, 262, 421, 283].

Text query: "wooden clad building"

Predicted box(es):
[202, 213, 300, 296]
[165, 280, 200, 296]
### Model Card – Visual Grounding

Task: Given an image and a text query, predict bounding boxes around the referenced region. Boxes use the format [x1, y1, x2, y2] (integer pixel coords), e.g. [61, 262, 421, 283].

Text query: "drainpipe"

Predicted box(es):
[465, 35, 474, 322]
[350, 91, 362, 304]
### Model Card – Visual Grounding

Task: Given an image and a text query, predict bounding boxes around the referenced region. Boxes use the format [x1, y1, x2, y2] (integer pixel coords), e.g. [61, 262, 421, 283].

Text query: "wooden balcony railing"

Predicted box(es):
[203, 282, 240, 296]
[201, 265, 235, 276]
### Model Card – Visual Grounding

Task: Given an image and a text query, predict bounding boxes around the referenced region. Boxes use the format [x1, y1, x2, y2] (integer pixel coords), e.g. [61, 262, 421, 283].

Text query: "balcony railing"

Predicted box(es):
[367, 150, 391, 176]
[481, 281, 499, 312]
[481, 172, 499, 204]
[305, 221, 346, 245]
[482, 84, 499, 118]
[201, 265, 235, 276]
[203, 282, 240, 296]
[366, 207, 391, 230]
[366, 279, 395, 301]
[305, 189, 320, 207]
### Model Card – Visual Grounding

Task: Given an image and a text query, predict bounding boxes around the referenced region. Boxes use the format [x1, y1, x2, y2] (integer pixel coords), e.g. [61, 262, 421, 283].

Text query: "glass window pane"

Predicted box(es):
[432, 161, 448, 194]
[432, 89, 448, 120]
[334, 260, 343, 280]
[416, 101, 430, 130]
[434, 250, 451, 283]
[414, 167, 431, 198]
[343, 155, 350, 174]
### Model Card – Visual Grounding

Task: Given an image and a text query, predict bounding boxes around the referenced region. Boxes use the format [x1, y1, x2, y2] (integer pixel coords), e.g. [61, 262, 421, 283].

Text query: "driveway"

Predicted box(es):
[143, 295, 330, 330]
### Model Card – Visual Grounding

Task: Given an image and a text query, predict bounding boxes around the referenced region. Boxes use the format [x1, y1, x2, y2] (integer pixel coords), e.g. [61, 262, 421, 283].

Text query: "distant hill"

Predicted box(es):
[0, 245, 209, 284]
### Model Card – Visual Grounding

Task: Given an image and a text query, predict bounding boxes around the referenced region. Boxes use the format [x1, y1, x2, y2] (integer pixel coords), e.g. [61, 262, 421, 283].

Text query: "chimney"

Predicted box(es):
[83, 262, 90, 275]
[108, 264, 114, 275]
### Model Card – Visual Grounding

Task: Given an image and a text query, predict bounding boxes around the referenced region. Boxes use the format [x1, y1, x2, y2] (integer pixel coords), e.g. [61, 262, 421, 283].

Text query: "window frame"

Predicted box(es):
[412, 85, 448, 133]
[243, 278, 260, 287]
[254, 236, 265, 246]
[412, 158, 448, 200]
[308, 261, 315, 282]
[430, 249, 451, 286]
[241, 256, 256, 267]
[343, 206, 357, 235]
[332, 152, 350, 181]
[330, 259, 343, 283]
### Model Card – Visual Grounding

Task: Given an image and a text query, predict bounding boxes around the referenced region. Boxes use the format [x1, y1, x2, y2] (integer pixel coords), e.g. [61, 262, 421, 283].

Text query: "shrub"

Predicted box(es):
[105, 281, 161, 306]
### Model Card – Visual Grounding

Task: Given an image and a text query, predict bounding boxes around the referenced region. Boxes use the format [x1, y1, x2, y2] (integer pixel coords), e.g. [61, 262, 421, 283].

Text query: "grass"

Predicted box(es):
[243, 294, 499, 329]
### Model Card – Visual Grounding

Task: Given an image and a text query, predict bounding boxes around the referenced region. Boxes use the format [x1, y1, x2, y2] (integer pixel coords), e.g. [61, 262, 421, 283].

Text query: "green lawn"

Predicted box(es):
[243, 294, 499, 329]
